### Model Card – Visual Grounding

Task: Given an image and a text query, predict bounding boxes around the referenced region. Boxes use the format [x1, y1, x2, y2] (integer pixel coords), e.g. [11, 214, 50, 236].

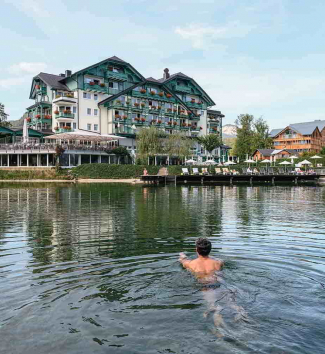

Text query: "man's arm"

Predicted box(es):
[179, 252, 192, 269]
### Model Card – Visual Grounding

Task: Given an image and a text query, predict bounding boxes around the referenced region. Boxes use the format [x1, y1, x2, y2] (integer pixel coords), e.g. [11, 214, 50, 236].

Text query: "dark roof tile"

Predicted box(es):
[38, 73, 70, 91]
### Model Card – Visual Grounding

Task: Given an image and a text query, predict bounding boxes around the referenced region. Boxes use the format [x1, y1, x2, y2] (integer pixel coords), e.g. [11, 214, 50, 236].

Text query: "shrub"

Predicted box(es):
[73, 164, 160, 179]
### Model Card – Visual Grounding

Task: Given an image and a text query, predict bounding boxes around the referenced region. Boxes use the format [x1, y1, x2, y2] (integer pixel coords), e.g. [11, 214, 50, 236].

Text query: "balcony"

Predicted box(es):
[55, 128, 74, 133]
[209, 128, 220, 134]
[186, 101, 202, 109]
[106, 71, 128, 81]
[175, 85, 191, 93]
[54, 111, 75, 119]
[84, 83, 108, 93]
[53, 93, 77, 105]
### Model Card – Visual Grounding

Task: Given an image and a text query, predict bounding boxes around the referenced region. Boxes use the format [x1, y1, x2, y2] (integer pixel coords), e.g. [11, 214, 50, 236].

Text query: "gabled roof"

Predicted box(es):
[158, 72, 190, 83]
[37, 73, 70, 91]
[269, 128, 282, 137]
[146, 77, 161, 83]
[70, 56, 145, 81]
[290, 121, 322, 135]
[253, 149, 274, 157]
[271, 149, 298, 155]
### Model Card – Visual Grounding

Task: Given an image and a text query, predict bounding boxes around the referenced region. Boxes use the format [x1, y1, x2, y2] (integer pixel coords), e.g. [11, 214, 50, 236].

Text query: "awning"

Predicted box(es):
[45, 131, 125, 142]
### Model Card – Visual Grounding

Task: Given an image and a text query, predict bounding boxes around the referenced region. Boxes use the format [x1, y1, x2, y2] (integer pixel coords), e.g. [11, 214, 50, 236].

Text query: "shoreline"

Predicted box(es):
[0, 178, 143, 184]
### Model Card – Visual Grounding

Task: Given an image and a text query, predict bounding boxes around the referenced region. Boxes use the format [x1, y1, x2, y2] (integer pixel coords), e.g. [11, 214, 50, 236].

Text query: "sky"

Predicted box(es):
[1, 0, 325, 129]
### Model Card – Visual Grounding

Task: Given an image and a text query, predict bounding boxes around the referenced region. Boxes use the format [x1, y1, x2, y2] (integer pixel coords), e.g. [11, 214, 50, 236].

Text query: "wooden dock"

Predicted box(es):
[141, 174, 322, 185]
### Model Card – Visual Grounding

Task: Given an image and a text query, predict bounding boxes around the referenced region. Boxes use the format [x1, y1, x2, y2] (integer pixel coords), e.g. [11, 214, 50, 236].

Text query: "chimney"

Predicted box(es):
[163, 68, 170, 80]
[59, 73, 65, 77]
[65, 70, 72, 77]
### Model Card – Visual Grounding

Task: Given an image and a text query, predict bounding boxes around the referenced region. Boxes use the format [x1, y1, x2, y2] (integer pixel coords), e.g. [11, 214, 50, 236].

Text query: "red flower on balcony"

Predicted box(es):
[158, 92, 164, 97]
[100, 83, 105, 87]
[157, 105, 162, 110]
[140, 117, 146, 122]
[157, 120, 162, 124]
[191, 98, 195, 103]
[45, 115, 52, 119]
[140, 89, 146, 94]
[54, 110, 59, 115]
[150, 91, 156, 95]
[35, 114, 41, 118]
[167, 108, 172, 112]
[63, 110, 70, 114]
[167, 121, 172, 125]
[134, 117, 140, 121]
[108, 66, 113, 71]
[173, 108, 177, 112]
[26, 118, 31, 122]
[134, 103, 139, 107]
[166, 93, 172, 98]
[180, 110, 185, 114]
[182, 123, 187, 127]
[115, 114, 121, 119]
[89, 82, 95, 86]
[173, 121, 177, 126]
[54, 126, 59, 130]
[122, 115, 128, 120]
[35, 85, 40, 89]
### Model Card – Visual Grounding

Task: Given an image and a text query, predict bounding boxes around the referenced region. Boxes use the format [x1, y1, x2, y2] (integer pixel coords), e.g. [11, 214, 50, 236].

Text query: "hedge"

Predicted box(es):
[0, 169, 70, 180]
[73, 164, 160, 179]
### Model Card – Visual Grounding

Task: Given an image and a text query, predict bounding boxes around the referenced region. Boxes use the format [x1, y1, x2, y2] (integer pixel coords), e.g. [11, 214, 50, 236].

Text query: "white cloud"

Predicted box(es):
[8, 62, 47, 75]
[19, 0, 50, 17]
[0, 77, 29, 89]
[175, 22, 256, 49]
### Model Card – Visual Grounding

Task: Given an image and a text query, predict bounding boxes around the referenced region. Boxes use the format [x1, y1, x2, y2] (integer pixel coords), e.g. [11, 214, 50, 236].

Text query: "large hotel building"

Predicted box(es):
[26, 56, 225, 152]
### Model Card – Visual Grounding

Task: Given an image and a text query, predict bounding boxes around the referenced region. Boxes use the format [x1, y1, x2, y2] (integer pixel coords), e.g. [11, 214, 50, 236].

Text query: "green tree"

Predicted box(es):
[136, 127, 164, 160]
[197, 134, 222, 156]
[0, 103, 10, 127]
[164, 132, 193, 158]
[233, 114, 255, 159]
[252, 117, 272, 150]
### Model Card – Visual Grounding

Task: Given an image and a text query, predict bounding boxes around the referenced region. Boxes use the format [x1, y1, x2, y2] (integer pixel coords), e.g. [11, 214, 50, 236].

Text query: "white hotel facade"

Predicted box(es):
[25, 56, 227, 160]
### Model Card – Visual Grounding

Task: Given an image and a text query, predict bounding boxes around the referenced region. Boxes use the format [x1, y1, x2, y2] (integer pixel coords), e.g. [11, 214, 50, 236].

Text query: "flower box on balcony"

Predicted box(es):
[122, 115, 128, 120]
[108, 66, 113, 71]
[134, 117, 140, 121]
[191, 99, 195, 103]
[115, 114, 121, 119]
[157, 120, 162, 124]
[35, 114, 41, 118]
[167, 108, 172, 112]
[151, 106, 157, 110]
[173, 108, 177, 112]
[26, 118, 31, 122]
[100, 83, 105, 87]
[173, 122, 177, 126]
[63, 110, 70, 114]
[89, 82, 95, 86]
[167, 121, 172, 125]
[181, 123, 187, 127]
[116, 99, 121, 104]
[158, 92, 164, 97]
[35, 85, 40, 89]
[54, 126, 59, 131]
[134, 103, 139, 107]
[140, 118, 146, 122]
[157, 106, 162, 110]
[140, 89, 146, 94]
[150, 91, 156, 95]
[54, 110, 59, 115]
[166, 94, 172, 98]
[180, 110, 185, 114]
[45, 115, 52, 119]
[140, 103, 145, 108]
[66, 93, 74, 98]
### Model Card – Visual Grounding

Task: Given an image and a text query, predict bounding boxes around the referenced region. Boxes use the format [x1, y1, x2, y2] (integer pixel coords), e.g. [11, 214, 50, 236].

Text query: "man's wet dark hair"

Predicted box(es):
[196, 238, 212, 256]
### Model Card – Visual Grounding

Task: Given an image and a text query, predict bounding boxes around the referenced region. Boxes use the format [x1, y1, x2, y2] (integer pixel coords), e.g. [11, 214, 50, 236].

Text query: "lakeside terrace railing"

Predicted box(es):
[0, 143, 117, 153]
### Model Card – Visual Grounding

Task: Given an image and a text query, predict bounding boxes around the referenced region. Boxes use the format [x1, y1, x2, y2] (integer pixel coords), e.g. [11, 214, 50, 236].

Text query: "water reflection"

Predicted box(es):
[0, 184, 325, 353]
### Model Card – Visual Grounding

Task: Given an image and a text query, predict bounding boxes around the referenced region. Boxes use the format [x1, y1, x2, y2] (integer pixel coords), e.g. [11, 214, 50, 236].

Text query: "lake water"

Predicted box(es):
[0, 183, 325, 354]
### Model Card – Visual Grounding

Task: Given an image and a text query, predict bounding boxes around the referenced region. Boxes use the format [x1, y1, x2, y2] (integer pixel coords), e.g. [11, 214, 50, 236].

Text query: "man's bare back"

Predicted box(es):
[179, 252, 223, 276]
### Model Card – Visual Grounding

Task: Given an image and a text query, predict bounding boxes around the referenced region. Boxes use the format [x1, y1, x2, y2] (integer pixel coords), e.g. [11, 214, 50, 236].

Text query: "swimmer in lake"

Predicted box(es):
[179, 238, 247, 331]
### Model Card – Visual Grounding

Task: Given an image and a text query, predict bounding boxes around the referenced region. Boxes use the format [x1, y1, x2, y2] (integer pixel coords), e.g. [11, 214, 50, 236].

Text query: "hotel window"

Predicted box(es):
[87, 108, 92, 115]
[93, 79, 100, 85]
[109, 82, 119, 90]
[87, 124, 91, 130]
[73, 123, 76, 129]
[83, 92, 91, 99]
[94, 94, 98, 101]
[73, 106, 77, 114]
[94, 124, 98, 131]
[94, 109, 98, 116]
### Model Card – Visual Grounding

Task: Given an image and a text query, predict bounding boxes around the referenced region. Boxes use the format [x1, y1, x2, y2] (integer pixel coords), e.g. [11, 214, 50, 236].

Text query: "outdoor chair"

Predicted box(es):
[231, 169, 239, 175]
[181, 168, 189, 176]
[201, 168, 209, 175]
[215, 168, 222, 175]
[278, 168, 285, 174]
[268, 167, 275, 174]
[192, 168, 200, 175]
[222, 168, 231, 175]
[253, 168, 259, 175]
